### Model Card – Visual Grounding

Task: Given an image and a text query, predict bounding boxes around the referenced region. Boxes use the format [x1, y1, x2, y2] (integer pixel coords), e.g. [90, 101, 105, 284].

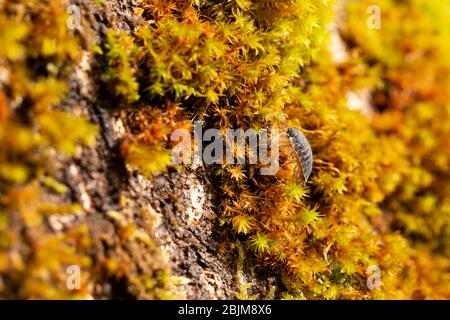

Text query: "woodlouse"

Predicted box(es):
[286, 127, 313, 183]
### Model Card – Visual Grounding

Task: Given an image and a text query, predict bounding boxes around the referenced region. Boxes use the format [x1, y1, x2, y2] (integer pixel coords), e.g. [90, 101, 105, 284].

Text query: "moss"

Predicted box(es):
[118, 104, 192, 176]
[103, 31, 140, 103]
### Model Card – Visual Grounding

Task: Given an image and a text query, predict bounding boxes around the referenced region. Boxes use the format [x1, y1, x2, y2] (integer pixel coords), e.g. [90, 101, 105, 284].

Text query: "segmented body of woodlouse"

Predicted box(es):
[286, 128, 313, 183]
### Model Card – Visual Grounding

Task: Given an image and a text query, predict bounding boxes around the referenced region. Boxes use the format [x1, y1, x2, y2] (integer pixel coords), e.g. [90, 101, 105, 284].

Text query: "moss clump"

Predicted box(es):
[119, 104, 191, 176]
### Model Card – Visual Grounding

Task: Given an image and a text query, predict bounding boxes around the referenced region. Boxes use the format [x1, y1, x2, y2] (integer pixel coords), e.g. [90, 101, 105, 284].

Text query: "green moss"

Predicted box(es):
[103, 31, 140, 103]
